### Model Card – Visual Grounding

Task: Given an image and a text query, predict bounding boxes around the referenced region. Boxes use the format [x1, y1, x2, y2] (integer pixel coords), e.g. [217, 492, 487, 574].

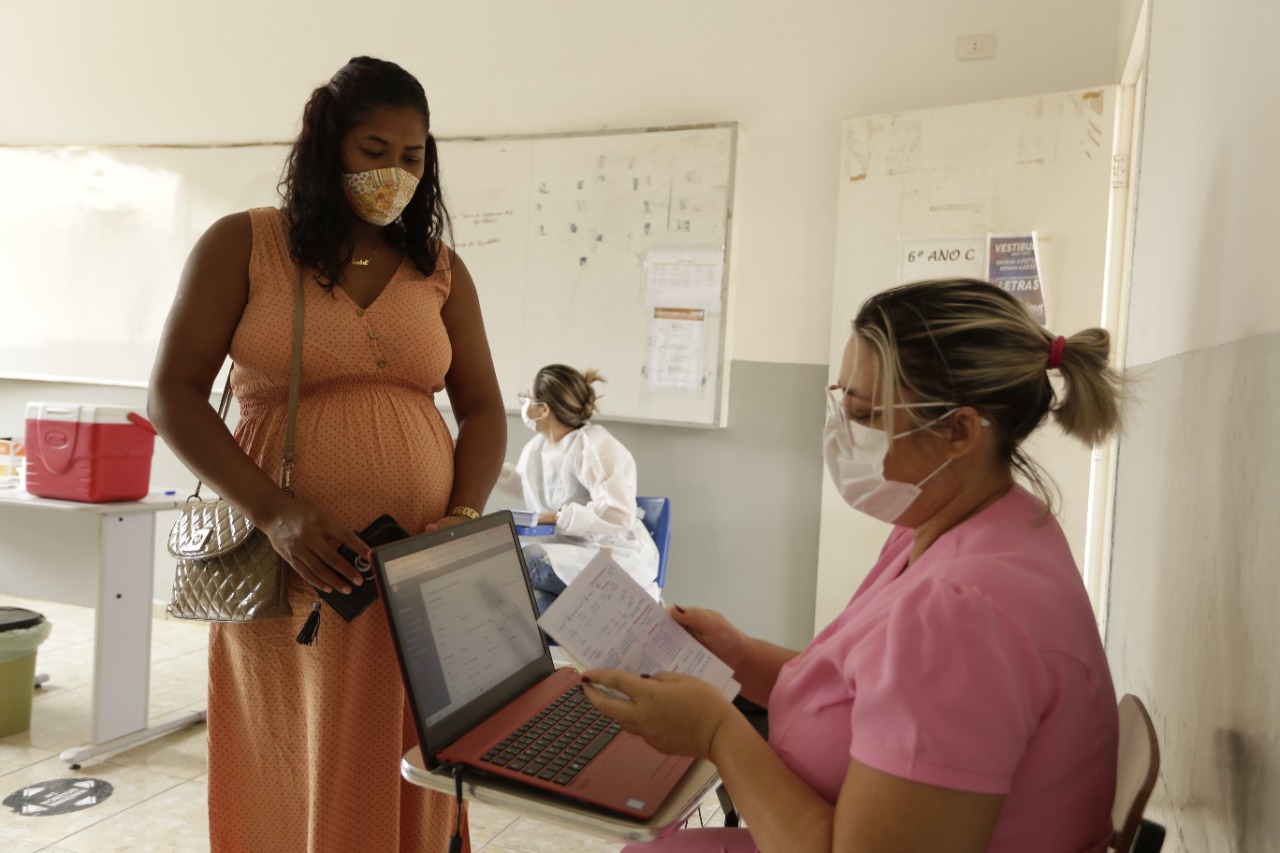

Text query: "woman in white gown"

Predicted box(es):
[497, 364, 660, 612]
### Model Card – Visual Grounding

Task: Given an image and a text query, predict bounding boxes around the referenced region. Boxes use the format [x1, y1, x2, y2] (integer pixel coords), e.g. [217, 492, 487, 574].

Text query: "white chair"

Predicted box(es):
[1111, 694, 1165, 852]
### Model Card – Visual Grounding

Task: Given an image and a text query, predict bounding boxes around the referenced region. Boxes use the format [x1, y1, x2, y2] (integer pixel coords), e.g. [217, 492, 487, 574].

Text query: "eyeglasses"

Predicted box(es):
[825, 384, 958, 426]
[516, 391, 545, 406]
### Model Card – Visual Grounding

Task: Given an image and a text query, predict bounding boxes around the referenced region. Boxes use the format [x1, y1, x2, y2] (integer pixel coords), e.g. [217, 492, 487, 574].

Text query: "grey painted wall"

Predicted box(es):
[1, 359, 826, 649]
[1107, 332, 1280, 851]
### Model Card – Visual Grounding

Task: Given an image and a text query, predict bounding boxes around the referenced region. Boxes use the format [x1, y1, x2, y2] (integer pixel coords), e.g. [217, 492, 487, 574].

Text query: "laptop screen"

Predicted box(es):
[375, 512, 554, 758]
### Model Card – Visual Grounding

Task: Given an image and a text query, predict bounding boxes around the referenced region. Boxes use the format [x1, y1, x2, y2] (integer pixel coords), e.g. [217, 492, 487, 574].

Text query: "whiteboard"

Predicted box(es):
[0, 146, 282, 386]
[444, 125, 736, 426]
[0, 124, 736, 427]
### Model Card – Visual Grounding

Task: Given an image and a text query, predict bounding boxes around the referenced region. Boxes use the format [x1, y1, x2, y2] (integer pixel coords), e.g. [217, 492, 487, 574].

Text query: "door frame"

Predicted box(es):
[1084, 0, 1150, 637]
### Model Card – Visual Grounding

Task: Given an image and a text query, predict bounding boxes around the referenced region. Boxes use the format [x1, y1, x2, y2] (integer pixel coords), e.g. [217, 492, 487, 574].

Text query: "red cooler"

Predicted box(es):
[25, 403, 158, 503]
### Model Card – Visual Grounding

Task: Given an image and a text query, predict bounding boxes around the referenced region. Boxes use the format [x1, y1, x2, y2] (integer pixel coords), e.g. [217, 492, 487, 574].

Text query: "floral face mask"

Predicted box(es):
[341, 167, 420, 226]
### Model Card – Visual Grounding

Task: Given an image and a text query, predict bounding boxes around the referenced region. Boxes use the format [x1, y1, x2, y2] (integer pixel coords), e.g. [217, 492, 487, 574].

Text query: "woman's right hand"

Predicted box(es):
[670, 605, 749, 672]
[258, 494, 370, 594]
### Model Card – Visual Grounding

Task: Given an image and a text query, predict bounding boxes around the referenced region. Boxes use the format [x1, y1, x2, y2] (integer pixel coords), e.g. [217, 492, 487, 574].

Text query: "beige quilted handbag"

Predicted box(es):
[165, 268, 304, 623]
[166, 500, 288, 621]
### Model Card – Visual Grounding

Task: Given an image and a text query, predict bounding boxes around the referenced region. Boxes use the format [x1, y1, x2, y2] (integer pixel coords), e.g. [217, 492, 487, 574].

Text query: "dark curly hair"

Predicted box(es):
[279, 56, 452, 289]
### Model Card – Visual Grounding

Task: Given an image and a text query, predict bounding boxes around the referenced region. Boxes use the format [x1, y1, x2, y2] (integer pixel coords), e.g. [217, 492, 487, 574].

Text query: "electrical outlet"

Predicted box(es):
[955, 33, 996, 61]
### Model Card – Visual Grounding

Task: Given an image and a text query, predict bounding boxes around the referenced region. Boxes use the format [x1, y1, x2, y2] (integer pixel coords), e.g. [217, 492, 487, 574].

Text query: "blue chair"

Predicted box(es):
[515, 496, 671, 591]
[636, 496, 671, 591]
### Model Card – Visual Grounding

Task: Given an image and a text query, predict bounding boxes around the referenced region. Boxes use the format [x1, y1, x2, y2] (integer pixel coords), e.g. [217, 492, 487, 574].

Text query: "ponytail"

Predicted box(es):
[854, 278, 1125, 511]
[1050, 327, 1122, 447]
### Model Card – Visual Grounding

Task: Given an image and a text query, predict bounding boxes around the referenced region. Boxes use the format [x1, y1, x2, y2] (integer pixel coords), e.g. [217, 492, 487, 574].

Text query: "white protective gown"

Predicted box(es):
[497, 424, 661, 599]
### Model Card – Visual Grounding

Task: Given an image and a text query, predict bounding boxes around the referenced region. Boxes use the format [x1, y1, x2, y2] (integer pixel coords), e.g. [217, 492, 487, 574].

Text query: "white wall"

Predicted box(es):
[4, 0, 1121, 368]
[1107, 0, 1280, 848]
[1122, 2, 1280, 370]
[1116, 0, 1147, 77]
[1, 1, 1123, 647]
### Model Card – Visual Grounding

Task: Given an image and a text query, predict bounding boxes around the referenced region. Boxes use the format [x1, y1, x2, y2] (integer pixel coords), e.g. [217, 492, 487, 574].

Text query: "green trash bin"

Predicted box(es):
[0, 607, 52, 738]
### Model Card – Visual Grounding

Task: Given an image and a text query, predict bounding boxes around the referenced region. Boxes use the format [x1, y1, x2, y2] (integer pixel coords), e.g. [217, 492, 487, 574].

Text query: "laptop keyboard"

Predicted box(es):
[480, 684, 623, 785]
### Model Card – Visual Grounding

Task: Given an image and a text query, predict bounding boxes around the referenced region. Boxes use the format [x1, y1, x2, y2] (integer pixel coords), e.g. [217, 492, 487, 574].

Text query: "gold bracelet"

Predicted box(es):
[449, 505, 480, 521]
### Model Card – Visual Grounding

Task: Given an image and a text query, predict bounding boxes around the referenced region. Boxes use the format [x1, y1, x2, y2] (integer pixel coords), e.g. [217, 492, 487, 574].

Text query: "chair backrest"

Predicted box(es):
[636, 496, 671, 589]
[1112, 694, 1161, 852]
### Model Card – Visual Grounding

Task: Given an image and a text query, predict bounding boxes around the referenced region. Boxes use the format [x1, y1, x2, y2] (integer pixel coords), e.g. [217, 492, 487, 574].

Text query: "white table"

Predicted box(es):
[0, 489, 206, 767]
[402, 746, 721, 843]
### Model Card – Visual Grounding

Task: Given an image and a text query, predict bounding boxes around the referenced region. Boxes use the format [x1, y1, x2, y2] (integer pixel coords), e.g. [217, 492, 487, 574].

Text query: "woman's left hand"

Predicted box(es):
[580, 670, 736, 760]
[537, 510, 559, 525]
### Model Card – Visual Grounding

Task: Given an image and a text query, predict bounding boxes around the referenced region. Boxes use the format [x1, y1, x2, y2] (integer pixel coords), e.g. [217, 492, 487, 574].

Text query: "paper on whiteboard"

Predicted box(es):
[537, 551, 740, 701]
[644, 247, 724, 310]
[647, 307, 705, 392]
[899, 236, 985, 283]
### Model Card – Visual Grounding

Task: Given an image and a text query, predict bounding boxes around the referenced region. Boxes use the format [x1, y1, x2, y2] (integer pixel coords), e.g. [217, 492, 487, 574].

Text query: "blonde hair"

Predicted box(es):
[853, 278, 1123, 509]
[533, 364, 605, 428]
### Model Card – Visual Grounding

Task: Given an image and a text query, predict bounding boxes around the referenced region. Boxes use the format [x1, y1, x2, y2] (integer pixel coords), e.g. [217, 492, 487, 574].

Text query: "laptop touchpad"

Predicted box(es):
[650, 754, 687, 782]
[610, 739, 670, 778]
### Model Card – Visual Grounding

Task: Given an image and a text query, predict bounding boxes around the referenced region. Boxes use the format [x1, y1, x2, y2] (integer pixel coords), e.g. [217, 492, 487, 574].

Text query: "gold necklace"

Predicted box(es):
[350, 240, 382, 267]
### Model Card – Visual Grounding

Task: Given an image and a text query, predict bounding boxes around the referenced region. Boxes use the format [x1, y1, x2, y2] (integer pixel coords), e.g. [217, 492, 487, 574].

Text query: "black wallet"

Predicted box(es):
[321, 514, 409, 622]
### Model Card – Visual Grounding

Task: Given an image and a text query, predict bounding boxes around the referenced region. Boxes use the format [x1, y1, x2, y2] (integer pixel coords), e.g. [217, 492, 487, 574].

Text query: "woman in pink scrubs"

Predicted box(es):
[583, 278, 1124, 853]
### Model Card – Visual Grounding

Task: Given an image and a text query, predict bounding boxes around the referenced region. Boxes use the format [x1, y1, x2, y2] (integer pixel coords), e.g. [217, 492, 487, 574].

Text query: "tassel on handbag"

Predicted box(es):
[295, 600, 322, 645]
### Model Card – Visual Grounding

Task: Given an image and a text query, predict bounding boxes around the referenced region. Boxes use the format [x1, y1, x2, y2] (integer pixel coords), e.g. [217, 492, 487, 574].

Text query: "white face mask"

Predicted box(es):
[520, 399, 546, 432]
[822, 405, 954, 524]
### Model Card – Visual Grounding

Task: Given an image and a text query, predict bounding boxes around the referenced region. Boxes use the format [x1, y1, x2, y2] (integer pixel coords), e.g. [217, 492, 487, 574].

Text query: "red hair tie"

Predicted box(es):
[1047, 335, 1066, 371]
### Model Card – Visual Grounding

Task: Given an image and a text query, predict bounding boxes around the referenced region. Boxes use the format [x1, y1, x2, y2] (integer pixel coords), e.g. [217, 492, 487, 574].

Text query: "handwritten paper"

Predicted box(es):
[538, 551, 740, 700]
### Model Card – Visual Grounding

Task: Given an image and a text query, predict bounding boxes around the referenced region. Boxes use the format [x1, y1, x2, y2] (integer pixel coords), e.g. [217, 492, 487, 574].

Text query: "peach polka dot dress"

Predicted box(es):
[206, 207, 468, 852]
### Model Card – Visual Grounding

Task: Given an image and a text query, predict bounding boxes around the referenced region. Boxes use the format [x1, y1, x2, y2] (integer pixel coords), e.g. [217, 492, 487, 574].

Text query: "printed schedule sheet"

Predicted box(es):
[538, 551, 740, 700]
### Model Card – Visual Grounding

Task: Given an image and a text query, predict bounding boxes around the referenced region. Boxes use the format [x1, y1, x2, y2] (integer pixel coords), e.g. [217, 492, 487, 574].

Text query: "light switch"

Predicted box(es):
[956, 33, 996, 61]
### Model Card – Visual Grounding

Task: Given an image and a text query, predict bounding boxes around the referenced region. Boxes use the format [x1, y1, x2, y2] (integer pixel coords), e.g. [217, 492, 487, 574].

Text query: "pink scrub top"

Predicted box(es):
[769, 486, 1117, 852]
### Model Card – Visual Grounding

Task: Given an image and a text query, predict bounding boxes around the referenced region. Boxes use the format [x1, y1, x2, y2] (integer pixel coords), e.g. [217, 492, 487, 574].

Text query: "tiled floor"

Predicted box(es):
[0, 594, 727, 852]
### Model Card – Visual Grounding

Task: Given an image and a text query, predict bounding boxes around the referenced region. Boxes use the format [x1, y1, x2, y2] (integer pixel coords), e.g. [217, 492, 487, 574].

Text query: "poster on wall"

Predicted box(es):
[986, 233, 1046, 324]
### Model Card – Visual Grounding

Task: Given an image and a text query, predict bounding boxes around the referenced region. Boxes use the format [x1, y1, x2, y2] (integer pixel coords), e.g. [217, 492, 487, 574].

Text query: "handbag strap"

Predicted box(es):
[193, 266, 305, 499]
[280, 268, 304, 493]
